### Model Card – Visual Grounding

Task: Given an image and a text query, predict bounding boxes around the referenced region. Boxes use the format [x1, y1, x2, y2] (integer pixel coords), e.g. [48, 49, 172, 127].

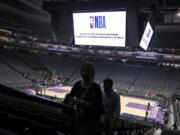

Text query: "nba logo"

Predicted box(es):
[90, 16, 106, 29]
[90, 16, 95, 28]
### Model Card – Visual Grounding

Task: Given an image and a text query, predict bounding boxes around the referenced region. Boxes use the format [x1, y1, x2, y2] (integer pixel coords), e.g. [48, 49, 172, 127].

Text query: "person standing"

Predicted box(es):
[64, 62, 105, 135]
[102, 78, 120, 135]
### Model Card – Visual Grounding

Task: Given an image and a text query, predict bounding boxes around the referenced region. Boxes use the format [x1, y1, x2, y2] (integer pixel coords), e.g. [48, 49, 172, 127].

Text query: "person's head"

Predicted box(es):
[80, 62, 95, 84]
[103, 78, 113, 95]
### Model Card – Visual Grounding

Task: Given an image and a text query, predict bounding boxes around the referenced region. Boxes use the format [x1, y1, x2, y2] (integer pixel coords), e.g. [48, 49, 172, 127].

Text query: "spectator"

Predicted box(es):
[103, 78, 120, 117]
[63, 62, 105, 135]
[102, 78, 120, 135]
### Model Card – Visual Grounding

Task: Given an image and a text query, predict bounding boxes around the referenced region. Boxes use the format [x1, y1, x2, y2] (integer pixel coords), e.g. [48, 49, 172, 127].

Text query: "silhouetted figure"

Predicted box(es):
[64, 62, 105, 135]
[147, 102, 150, 110]
[102, 78, 120, 135]
[145, 111, 148, 120]
[103, 78, 120, 118]
[174, 120, 178, 130]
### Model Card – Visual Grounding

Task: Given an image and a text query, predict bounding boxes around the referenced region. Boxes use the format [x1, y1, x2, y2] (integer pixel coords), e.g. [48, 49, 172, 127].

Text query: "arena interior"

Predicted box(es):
[0, 0, 180, 135]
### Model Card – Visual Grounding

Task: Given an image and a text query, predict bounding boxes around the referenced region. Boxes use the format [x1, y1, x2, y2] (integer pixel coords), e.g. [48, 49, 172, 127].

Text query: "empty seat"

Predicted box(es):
[0, 128, 17, 135]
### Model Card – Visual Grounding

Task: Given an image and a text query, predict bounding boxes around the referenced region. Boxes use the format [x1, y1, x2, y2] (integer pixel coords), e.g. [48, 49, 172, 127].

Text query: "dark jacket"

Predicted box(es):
[64, 81, 105, 124]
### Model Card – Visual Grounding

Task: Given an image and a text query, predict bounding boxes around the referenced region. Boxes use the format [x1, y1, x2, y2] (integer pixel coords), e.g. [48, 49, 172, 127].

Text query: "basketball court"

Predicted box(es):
[29, 85, 164, 124]
[33, 85, 72, 99]
[120, 95, 157, 118]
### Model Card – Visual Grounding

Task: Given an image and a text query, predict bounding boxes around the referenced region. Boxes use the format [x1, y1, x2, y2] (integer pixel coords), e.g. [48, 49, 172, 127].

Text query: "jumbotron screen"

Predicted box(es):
[73, 11, 126, 47]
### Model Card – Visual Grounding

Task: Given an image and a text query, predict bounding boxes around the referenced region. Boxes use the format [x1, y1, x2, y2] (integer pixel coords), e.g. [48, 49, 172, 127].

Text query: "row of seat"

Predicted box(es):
[0, 53, 180, 97]
[173, 99, 180, 130]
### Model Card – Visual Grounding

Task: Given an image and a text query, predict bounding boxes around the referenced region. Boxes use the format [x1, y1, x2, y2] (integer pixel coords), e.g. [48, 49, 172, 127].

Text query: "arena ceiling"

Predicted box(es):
[43, 0, 180, 7]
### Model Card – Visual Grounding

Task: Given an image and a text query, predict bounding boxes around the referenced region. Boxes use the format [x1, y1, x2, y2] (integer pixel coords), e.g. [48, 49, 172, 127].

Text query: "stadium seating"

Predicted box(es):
[95, 61, 119, 83]
[113, 117, 155, 135]
[0, 53, 180, 97]
[0, 54, 43, 82]
[0, 85, 76, 135]
[169, 70, 180, 92]
[173, 99, 180, 130]
[109, 64, 141, 90]
[0, 128, 17, 135]
[161, 128, 180, 135]
[0, 59, 31, 88]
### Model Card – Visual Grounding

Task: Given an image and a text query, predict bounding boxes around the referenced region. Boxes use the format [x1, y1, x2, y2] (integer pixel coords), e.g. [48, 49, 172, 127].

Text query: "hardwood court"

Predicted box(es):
[120, 95, 157, 118]
[34, 86, 157, 119]
[35, 85, 72, 99]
